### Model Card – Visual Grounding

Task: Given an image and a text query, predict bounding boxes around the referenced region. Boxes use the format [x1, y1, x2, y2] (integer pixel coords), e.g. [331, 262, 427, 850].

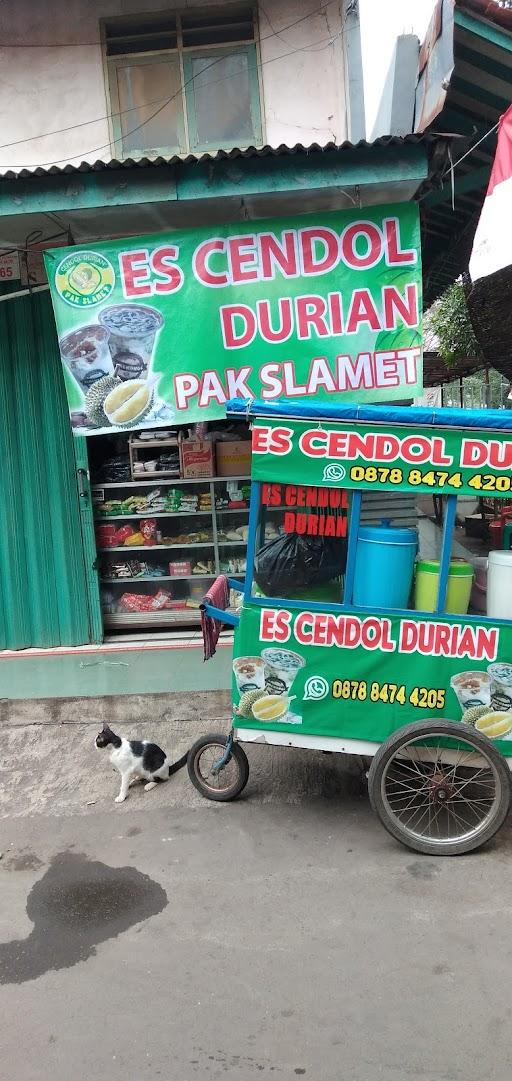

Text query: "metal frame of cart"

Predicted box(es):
[190, 399, 512, 855]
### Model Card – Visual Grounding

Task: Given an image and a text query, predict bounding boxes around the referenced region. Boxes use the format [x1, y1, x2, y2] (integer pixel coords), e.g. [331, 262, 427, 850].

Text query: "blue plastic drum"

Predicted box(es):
[353, 519, 418, 609]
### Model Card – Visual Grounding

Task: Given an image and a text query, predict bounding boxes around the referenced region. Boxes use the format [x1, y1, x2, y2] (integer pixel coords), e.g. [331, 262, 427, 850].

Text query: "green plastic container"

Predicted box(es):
[414, 559, 474, 614]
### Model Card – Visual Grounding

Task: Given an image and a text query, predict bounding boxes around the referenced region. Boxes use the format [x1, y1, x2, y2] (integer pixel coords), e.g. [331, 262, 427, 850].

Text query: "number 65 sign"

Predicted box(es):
[0, 252, 20, 280]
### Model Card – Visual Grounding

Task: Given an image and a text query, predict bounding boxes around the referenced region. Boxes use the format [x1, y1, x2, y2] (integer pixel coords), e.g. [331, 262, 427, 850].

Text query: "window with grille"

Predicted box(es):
[103, 6, 262, 156]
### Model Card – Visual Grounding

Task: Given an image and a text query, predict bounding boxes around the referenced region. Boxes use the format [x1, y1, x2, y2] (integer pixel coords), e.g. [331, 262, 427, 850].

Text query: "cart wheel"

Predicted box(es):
[187, 733, 249, 802]
[368, 720, 511, 856]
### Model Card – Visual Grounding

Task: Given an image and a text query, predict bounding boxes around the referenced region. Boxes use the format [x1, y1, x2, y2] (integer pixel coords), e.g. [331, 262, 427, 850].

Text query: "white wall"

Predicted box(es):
[359, 0, 436, 136]
[0, 0, 347, 173]
[258, 0, 346, 147]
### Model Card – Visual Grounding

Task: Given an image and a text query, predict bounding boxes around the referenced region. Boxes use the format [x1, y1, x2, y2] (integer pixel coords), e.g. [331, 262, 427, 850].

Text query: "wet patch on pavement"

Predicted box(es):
[406, 861, 440, 880]
[0, 851, 167, 984]
[1, 850, 44, 872]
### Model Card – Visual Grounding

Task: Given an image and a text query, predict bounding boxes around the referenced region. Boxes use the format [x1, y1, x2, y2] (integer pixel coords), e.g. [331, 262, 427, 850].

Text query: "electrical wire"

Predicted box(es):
[418, 117, 500, 208]
[441, 121, 499, 177]
[258, 0, 335, 53]
[0, 30, 343, 170]
[0, 1, 340, 160]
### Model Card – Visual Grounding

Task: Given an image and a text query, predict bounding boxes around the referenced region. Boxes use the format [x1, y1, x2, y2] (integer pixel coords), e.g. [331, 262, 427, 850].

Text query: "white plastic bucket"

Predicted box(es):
[487, 551, 512, 620]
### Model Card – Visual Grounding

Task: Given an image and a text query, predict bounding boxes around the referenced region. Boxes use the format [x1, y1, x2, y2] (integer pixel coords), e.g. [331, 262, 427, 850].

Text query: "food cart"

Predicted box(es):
[189, 398, 512, 855]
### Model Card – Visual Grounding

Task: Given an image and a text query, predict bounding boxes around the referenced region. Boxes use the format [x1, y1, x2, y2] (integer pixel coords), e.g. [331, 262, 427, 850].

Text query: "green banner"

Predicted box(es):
[251, 417, 512, 498]
[233, 601, 512, 754]
[43, 202, 422, 435]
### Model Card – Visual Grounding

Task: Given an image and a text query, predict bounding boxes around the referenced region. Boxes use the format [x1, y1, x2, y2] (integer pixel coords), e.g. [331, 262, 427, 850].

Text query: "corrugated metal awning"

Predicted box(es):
[0, 133, 445, 181]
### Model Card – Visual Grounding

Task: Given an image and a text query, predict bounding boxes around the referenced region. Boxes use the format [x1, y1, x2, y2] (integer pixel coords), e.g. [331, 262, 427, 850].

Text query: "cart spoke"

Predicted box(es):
[195, 744, 239, 793]
[399, 801, 432, 830]
[386, 782, 425, 799]
[452, 769, 495, 796]
[444, 802, 475, 833]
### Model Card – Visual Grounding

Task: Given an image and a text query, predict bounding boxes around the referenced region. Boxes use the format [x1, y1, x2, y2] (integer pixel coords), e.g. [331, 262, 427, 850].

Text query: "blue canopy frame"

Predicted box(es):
[226, 397, 512, 433]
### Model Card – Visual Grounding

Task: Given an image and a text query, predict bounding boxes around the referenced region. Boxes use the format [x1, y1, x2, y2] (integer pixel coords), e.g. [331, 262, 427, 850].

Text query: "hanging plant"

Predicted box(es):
[429, 282, 483, 366]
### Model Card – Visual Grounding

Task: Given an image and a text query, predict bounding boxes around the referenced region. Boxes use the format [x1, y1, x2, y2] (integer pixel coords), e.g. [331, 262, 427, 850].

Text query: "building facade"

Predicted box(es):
[0, 1, 441, 706]
[0, 0, 353, 174]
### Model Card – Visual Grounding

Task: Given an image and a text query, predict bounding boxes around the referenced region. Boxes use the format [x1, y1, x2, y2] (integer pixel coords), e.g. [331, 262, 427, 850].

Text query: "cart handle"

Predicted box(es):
[200, 575, 243, 628]
[202, 603, 239, 627]
[227, 577, 245, 593]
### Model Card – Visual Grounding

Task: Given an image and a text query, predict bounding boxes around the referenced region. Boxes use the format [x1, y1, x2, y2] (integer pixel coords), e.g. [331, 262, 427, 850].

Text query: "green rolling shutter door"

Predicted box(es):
[0, 290, 101, 649]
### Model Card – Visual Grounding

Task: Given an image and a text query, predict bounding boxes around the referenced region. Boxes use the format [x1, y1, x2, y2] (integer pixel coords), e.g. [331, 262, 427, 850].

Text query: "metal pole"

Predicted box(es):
[0, 284, 49, 304]
[436, 495, 458, 614]
[244, 481, 260, 601]
[342, 490, 362, 608]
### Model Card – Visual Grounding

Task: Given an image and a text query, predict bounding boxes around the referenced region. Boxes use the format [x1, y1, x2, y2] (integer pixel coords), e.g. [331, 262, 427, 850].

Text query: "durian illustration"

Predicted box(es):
[69, 263, 101, 294]
[235, 688, 266, 718]
[462, 704, 491, 727]
[84, 374, 121, 426]
[103, 377, 155, 428]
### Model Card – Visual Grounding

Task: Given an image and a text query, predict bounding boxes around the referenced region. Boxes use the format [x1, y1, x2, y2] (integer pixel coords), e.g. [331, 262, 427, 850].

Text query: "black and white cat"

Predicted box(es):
[95, 724, 188, 803]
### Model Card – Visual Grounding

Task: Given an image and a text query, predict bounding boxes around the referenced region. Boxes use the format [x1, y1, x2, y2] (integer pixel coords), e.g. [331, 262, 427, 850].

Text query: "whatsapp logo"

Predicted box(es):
[303, 676, 329, 701]
[55, 251, 115, 307]
[322, 463, 345, 482]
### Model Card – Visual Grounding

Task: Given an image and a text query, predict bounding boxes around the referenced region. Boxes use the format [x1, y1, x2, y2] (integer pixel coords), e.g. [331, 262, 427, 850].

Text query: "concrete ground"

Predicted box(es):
[2, 704, 512, 1081]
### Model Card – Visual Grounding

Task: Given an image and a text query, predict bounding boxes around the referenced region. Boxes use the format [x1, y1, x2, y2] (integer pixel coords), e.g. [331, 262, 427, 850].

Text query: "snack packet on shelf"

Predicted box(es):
[118, 589, 173, 612]
[140, 518, 157, 545]
[115, 525, 136, 545]
[123, 531, 145, 546]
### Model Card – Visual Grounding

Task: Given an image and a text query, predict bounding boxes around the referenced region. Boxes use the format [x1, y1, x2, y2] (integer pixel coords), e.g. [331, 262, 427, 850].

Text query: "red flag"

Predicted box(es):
[470, 104, 512, 282]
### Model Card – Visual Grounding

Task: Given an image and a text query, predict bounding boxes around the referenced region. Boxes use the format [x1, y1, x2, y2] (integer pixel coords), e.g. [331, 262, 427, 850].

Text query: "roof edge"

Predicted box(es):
[0, 134, 452, 182]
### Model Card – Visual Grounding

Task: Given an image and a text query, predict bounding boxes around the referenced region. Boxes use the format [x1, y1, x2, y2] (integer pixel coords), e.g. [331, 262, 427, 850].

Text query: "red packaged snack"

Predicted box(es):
[151, 590, 172, 609]
[118, 592, 153, 612]
[140, 518, 157, 546]
[115, 525, 136, 545]
[96, 524, 117, 548]
[118, 590, 173, 613]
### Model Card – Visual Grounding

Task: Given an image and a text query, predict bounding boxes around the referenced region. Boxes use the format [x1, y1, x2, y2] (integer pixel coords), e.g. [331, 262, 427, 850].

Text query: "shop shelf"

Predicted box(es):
[92, 476, 250, 489]
[215, 507, 249, 514]
[100, 574, 215, 583]
[131, 471, 180, 479]
[129, 438, 179, 448]
[95, 511, 213, 520]
[103, 610, 202, 628]
[97, 542, 214, 552]
[93, 473, 252, 633]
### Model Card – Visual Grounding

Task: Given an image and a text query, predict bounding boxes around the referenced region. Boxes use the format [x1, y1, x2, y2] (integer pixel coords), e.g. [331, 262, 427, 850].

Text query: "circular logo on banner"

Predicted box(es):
[55, 251, 115, 307]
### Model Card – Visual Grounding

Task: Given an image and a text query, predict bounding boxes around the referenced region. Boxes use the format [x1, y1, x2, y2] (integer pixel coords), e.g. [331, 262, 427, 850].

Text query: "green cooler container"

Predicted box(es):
[414, 559, 474, 614]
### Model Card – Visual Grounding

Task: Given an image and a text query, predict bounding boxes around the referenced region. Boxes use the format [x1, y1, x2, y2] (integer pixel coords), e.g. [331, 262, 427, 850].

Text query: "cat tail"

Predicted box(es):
[168, 752, 189, 777]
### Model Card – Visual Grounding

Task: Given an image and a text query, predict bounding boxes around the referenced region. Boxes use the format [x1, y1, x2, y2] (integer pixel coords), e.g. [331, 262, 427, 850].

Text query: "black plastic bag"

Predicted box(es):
[254, 532, 347, 596]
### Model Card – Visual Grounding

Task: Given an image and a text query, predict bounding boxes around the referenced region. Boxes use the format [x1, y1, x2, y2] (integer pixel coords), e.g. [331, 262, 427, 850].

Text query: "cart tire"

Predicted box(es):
[368, 719, 511, 856]
[187, 733, 249, 802]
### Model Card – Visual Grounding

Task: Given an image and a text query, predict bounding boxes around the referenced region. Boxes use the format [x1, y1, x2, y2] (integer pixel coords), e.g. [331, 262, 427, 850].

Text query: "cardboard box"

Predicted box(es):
[216, 440, 252, 477]
[179, 438, 214, 478]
